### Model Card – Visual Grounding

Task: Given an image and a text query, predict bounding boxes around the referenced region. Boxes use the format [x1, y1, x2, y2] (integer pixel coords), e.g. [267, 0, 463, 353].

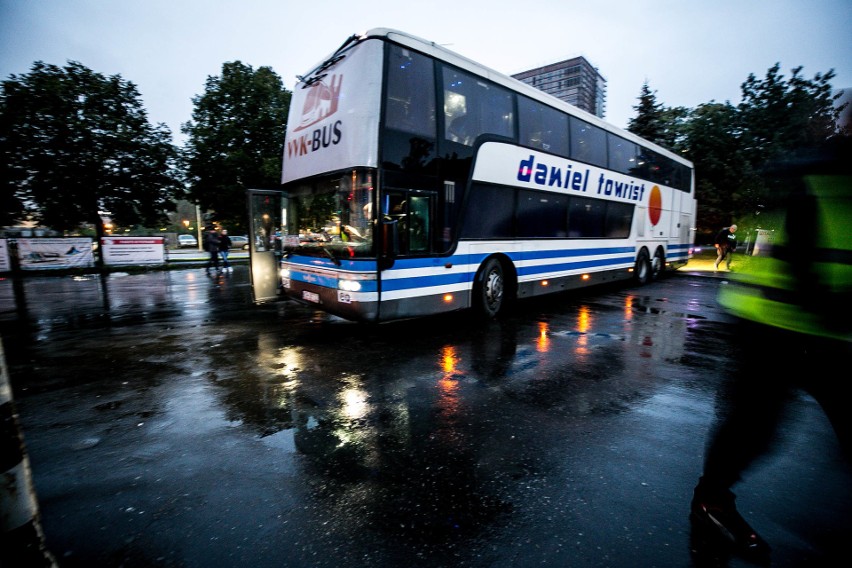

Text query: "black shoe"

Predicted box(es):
[690, 489, 770, 563]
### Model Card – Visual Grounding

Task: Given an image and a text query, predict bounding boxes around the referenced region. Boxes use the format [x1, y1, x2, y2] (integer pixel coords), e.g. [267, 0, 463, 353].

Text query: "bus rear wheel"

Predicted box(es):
[634, 250, 652, 285]
[474, 258, 505, 318]
[651, 248, 665, 280]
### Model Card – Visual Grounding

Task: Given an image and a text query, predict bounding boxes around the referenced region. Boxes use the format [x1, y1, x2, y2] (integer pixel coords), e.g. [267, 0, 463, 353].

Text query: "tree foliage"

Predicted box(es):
[629, 64, 847, 242]
[739, 64, 843, 162]
[681, 102, 747, 235]
[1, 61, 183, 233]
[181, 61, 291, 233]
[628, 82, 690, 152]
[628, 82, 666, 144]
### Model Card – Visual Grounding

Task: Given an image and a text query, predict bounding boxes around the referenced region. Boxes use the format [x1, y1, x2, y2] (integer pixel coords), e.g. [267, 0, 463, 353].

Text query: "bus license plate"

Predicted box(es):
[302, 290, 320, 303]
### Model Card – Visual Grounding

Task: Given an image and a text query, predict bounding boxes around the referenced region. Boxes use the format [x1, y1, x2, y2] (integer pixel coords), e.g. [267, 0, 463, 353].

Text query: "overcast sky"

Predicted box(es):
[2, 0, 850, 145]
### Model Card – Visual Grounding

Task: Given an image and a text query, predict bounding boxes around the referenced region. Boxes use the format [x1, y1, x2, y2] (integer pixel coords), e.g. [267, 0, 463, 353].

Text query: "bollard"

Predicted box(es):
[0, 339, 57, 568]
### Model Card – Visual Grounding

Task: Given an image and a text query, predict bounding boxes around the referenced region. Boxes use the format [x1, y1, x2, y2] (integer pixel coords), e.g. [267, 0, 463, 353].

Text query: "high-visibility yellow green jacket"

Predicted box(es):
[718, 141, 852, 342]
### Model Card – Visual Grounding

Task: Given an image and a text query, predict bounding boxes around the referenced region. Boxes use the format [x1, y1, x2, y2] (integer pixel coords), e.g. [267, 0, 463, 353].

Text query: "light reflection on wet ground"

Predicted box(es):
[1, 266, 849, 567]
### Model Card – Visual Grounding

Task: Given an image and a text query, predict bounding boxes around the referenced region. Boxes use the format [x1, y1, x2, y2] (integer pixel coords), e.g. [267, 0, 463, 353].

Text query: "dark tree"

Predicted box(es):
[738, 63, 846, 167]
[628, 81, 689, 153]
[182, 61, 291, 233]
[655, 105, 691, 152]
[734, 64, 847, 232]
[627, 81, 666, 144]
[681, 102, 748, 241]
[1, 61, 183, 239]
[626, 63, 846, 242]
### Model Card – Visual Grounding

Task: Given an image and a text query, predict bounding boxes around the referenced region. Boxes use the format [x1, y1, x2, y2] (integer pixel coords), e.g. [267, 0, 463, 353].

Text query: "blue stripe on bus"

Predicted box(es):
[288, 272, 381, 293]
[666, 243, 691, 261]
[286, 243, 692, 292]
[285, 254, 377, 272]
[381, 255, 636, 291]
[380, 271, 472, 291]
[667, 243, 691, 252]
[389, 256, 465, 269]
[516, 255, 636, 277]
[286, 243, 691, 268]
[389, 246, 636, 269]
[513, 246, 635, 261]
[385, 246, 633, 272]
[290, 271, 339, 288]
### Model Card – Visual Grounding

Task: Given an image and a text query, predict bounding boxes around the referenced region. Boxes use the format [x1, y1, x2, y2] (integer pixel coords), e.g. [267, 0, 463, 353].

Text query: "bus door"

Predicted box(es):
[381, 189, 434, 257]
[247, 189, 286, 303]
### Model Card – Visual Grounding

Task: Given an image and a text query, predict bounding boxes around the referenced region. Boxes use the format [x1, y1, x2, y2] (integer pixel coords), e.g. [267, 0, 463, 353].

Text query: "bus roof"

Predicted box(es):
[345, 28, 692, 168]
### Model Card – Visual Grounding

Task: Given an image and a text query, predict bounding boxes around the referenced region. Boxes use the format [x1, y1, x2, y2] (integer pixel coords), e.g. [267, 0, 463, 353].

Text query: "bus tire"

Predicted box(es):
[634, 249, 652, 285]
[474, 257, 505, 318]
[651, 247, 665, 281]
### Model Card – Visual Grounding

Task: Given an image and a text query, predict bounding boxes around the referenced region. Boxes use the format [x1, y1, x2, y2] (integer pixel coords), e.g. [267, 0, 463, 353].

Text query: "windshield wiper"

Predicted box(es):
[297, 33, 363, 88]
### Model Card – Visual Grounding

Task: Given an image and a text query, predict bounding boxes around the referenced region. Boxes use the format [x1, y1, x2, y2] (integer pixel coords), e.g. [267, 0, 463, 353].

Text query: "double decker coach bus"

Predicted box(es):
[254, 28, 696, 322]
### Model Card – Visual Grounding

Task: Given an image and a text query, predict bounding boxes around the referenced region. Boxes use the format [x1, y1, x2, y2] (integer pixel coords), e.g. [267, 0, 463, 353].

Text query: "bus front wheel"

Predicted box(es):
[474, 258, 505, 318]
[634, 250, 652, 285]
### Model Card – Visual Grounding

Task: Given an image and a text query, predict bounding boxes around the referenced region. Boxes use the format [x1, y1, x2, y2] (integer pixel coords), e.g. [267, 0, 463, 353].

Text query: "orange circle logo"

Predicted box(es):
[648, 185, 662, 226]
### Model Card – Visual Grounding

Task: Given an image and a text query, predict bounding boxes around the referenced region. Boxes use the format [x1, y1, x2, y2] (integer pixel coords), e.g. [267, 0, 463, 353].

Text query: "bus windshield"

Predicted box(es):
[283, 168, 375, 259]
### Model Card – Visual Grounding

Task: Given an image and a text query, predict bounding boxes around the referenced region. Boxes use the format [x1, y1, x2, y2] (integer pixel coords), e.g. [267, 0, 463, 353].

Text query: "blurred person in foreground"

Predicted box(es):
[690, 136, 852, 564]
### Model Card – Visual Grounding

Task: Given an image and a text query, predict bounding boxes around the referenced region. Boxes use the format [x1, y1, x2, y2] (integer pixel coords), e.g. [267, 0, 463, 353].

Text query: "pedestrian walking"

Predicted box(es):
[219, 229, 233, 272]
[692, 139, 852, 565]
[202, 225, 221, 273]
[713, 224, 737, 271]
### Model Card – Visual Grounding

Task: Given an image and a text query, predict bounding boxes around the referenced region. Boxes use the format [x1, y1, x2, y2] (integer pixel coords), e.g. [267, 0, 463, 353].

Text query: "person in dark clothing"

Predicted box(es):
[202, 226, 221, 273]
[218, 229, 233, 272]
[714, 224, 738, 271]
[691, 141, 852, 565]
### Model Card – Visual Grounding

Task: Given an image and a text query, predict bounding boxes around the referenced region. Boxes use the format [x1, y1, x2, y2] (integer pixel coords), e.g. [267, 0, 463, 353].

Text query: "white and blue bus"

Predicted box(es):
[258, 28, 696, 322]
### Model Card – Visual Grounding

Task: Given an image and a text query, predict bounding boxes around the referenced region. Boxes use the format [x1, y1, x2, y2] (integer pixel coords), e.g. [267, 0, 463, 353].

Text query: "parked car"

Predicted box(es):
[177, 234, 198, 248]
[229, 235, 249, 250]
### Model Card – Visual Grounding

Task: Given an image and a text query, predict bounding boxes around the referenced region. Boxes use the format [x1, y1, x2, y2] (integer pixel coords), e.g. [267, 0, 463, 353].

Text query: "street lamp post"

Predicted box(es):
[195, 204, 203, 251]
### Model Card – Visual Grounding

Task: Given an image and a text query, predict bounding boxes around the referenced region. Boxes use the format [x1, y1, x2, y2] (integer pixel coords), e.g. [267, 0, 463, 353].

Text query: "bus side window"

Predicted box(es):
[608, 134, 638, 176]
[442, 66, 513, 146]
[444, 85, 470, 145]
[480, 84, 513, 140]
[570, 118, 607, 168]
[519, 96, 569, 157]
[386, 46, 436, 138]
[386, 98, 409, 130]
[447, 113, 472, 146]
[518, 96, 541, 149]
[568, 196, 606, 238]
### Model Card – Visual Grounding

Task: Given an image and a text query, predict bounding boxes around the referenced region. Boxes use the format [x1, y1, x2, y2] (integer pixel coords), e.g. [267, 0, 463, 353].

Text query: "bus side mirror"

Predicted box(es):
[379, 219, 398, 270]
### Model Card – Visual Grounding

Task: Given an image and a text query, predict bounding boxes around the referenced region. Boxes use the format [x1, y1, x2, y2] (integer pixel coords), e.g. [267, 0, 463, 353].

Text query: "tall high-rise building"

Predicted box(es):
[511, 56, 606, 118]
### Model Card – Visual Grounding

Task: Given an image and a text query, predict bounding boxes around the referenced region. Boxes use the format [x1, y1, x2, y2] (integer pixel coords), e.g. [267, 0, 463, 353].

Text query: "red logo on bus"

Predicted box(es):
[294, 74, 343, 132]
[648, 185, 662, 226]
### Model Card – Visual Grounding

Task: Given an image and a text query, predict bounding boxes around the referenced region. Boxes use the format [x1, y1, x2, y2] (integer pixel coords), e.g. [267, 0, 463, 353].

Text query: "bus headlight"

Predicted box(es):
[280, 268, 291, 288]
[339, 279, 362, 292]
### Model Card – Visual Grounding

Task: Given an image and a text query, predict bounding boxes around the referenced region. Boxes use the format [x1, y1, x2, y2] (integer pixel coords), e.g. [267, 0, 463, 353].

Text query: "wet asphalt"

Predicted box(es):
[0, 260, 850, 568]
